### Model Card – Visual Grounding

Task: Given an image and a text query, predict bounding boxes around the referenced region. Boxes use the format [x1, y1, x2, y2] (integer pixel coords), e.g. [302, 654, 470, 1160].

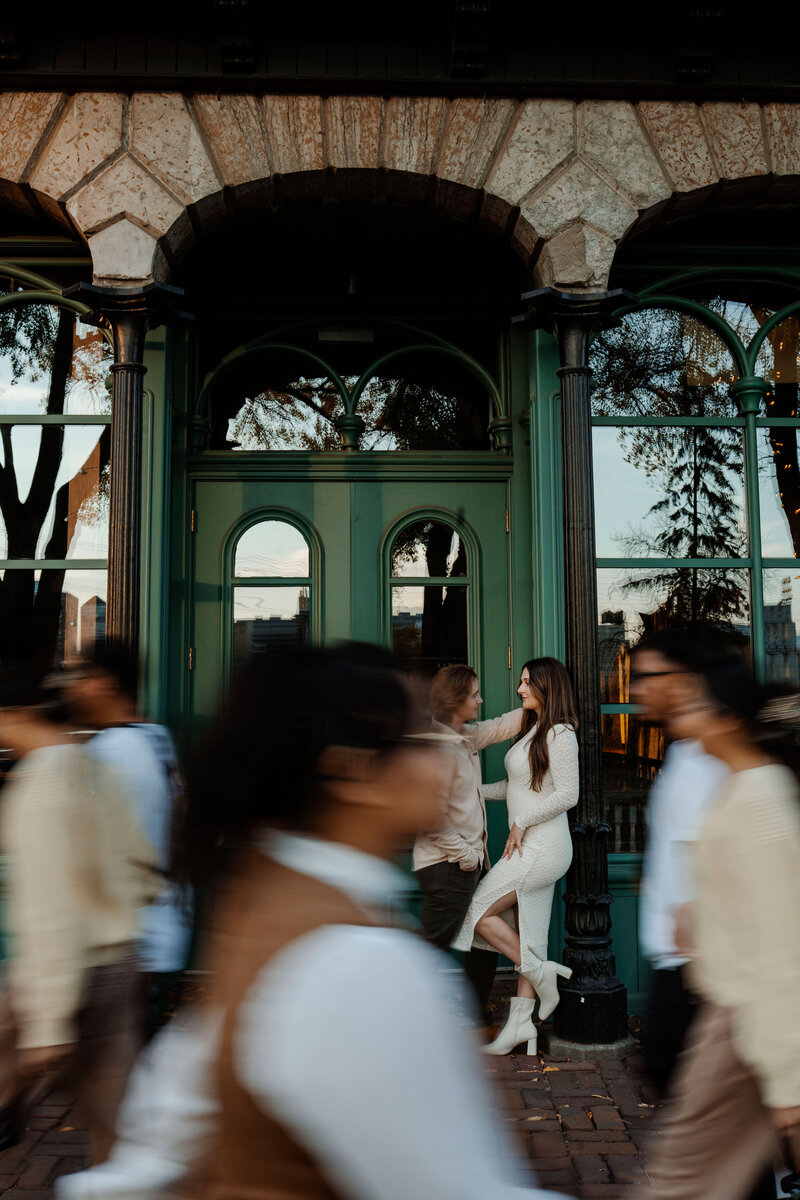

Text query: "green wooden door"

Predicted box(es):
[189, 471, 516, 774]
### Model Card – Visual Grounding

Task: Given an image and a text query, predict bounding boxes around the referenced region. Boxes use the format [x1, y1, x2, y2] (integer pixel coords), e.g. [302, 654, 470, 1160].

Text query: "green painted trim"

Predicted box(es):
[0, 559, 106, 570]
[388, 576, 468, 586]
[196, 341, 352, 421]
[0, 415, 110, 425]
[188, 452, 513, 482]
[597, 557, 750, 569]
[762, 558, 800, 567]
[529, 331, 565, 660]
[0, 263, 62, 292]
[747, 299, 800, 368]
[755, 417, 800, 427]
[611, 295, 749, 377]
[0, 290, 89, 317]
[233, 576, 310, 587]
[592, 415, 745, 428]
[637, 266, 800, 297]
[600, 703, 641, 714]
[349, 343, 506, 419]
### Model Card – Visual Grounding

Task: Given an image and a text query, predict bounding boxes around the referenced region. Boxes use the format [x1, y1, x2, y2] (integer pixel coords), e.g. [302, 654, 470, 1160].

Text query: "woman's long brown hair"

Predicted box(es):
[516, 657, 578, 791]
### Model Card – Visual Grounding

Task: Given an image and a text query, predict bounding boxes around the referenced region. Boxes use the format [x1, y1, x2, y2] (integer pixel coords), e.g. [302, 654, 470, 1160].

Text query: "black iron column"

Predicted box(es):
[64, 282, 184, 654]
[518, 286, 635, 1049]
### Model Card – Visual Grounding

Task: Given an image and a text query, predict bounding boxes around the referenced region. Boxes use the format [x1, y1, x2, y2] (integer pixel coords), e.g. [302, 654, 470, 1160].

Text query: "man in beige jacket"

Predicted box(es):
[0, 666, 161, 1163]
[413, 665, 522, 1021]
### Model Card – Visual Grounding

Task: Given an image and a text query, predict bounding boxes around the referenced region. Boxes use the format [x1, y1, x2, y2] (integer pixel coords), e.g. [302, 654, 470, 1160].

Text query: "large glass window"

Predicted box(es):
[231, 518, 312, 670]
[0, 294, 111, 669]
[591, 295, 800, 852]
[206, 331, 496, 452]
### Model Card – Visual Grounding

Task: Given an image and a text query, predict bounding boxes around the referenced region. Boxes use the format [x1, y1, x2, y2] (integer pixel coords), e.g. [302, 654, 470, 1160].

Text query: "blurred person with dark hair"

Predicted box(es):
[631, 628, 730, 1095]
[66, 645, 193, 1036]
[453, 658, 578, 1056]
[0, 662, 161, 1163]
[413, 664, 522, 1022]
[648, 660, 800, 1200]
[56, 644, 563, 1200]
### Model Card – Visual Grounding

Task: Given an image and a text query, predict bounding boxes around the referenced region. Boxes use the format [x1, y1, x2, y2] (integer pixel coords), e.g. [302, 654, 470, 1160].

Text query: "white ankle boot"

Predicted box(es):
[480, 997, 537, 1056]
[516, 960, 572, 1021]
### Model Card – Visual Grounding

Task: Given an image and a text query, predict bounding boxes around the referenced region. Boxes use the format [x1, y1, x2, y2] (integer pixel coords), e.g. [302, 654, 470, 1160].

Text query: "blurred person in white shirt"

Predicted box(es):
[66, 646, 193, 1037]
[631, 628, 729, 1096]
[57, 643, 565, 1200]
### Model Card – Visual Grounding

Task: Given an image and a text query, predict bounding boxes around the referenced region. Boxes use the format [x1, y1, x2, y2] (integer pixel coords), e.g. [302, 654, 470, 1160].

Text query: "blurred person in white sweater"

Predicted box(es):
[0, 663, 161, 1163]
[649, 659, 800, 1200]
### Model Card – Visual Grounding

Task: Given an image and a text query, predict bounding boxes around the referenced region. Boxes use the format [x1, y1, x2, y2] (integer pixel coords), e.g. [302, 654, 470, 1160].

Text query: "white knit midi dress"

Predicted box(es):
[452, 724, 578, 971]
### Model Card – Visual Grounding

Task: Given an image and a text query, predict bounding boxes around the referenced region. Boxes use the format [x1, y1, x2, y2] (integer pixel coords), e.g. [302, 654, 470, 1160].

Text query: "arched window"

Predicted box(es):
[389, 517, 469, 674]
[0, 294, 111, 670]
[231, 518, 312, 670]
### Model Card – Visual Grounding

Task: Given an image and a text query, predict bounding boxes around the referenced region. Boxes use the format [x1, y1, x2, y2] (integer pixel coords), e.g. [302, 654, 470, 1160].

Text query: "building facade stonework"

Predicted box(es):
[4, 93, 800, 289]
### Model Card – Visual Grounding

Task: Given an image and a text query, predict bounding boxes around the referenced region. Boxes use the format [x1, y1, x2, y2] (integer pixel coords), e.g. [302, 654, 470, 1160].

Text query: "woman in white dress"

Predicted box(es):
[453, 657, 579, 1055]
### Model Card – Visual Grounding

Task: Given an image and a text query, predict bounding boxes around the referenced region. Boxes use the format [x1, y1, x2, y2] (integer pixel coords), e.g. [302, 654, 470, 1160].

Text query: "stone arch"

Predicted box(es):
[3, 91, 800, 290]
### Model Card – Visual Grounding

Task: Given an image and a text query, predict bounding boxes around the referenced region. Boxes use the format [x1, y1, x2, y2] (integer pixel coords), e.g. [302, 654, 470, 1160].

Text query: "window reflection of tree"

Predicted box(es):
[592, 309, 747, 638]
[0, 301, 110, 670]
[392, 520, 468, 668]
[215, 359, 490, 451]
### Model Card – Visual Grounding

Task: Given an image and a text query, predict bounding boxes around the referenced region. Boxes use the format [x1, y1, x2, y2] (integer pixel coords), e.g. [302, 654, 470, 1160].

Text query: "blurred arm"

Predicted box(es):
[55, 1010, 221, 1200]
[238, 925, 558, 1200]
[469, 709, 523, 752]
[514, 728, 579, 832]
[482, 780, 508, 800]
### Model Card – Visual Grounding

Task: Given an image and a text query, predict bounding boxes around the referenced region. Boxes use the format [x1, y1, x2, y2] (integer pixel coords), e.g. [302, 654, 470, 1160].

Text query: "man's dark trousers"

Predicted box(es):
[415, 860, 497, 1021]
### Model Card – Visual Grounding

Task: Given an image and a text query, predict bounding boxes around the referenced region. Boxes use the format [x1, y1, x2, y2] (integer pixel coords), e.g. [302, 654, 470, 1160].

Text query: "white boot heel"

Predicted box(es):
[516, 960, 573, 1022]
[480, 997, 537, 1056]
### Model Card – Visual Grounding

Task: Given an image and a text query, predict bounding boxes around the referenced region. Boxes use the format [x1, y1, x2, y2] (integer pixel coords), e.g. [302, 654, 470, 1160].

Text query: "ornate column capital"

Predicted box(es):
[515, 287, 638, 367]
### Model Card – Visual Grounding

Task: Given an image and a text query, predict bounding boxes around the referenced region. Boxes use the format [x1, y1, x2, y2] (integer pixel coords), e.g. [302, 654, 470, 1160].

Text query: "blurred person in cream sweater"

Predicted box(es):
[0, 663, 161, 1163]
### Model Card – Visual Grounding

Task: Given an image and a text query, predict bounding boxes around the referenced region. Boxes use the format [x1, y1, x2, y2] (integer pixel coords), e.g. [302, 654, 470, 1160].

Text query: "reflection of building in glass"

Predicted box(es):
[765, 580, 800, 684]
[392, 608, 422, 659]
[598, 610, 662, 852]
[233, 588, 310, 662]
[80, 596, 106, 651]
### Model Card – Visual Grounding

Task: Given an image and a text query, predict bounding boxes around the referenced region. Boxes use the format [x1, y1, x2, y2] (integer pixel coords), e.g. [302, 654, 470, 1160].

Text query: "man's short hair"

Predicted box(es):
[86, 643, 139, 702]
[633, 627, 725, 674]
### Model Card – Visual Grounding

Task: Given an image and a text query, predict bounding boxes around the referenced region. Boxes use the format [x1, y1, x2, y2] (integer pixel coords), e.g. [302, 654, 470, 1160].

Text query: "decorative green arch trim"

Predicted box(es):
[0, 290, 90, 317]
[241, 316, 457, 353]
[609, 295, 749, 378]
[350, 343, 505, 418]
[219, 506, 324, 682]
[196, 341, 351, 420]
[0, 263, 63, 293]
[638, 266, 800, 298]
[378, 505, 481, 668]
[746, 300, 800, 370]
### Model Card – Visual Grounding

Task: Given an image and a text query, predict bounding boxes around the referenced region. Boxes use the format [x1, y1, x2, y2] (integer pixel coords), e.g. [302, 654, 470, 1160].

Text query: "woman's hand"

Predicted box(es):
[502, 823, 524, 859]
[674, 902, 695, 958]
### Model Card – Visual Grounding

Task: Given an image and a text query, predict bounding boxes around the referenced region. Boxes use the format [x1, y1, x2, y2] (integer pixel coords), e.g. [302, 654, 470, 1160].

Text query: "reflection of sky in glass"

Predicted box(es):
[596, 566, 750, 635]
[233, 586, 307, 621]
[392, 526, 463, 577]
[759, 428, 800, 557]
[234, 521, 309, 577]
[593, 426, 745, 557]
[0, 426, 108, 559]
[0, 317, 111, 415]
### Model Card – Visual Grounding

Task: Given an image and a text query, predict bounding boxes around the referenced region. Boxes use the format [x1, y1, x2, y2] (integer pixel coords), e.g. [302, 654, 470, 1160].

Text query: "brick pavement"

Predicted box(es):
[0, 1047, 659, 1199]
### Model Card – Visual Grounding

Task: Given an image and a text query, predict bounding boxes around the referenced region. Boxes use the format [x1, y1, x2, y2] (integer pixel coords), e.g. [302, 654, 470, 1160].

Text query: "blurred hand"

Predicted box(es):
[674, 902, 695, 958]
[502, 824, 524, 860]
[18, 1044, 73, 1079]
[770, 1106, 800, 1170]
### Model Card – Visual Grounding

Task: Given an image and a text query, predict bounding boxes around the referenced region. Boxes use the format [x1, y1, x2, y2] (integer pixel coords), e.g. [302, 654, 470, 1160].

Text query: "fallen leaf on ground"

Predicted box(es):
[543, 1066, 559, 1072]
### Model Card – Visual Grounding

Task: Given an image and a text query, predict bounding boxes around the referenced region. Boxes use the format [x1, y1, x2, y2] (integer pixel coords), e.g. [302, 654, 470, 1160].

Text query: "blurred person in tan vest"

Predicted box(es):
[0, 663, 161, 1164]
[648, 659, 800, 1200]
[57, 644, 566, 1200]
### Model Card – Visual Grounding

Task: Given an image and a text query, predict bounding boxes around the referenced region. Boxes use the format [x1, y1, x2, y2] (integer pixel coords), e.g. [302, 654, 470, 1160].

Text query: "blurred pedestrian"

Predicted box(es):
[0, 663, 161, 1163]
[452, 658, 578, 1056]
[648, 660, 800, 1200]
[66, 646, 193, 1037]
[413, 664, 522, 1023]
[57, 644, 563, 1200]
[631, 629, 729, 1095]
